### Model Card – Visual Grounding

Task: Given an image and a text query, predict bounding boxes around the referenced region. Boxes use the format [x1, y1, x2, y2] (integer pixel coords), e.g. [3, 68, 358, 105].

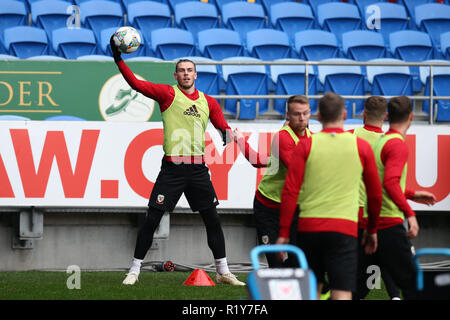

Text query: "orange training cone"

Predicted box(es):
[183, 269, 216, 286]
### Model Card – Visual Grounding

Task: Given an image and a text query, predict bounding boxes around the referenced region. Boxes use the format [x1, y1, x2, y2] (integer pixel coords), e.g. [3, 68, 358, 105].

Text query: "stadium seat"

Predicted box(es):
[52, 27, 97, 59]
[222, 57, 268, 120]
[26, 55, 65, 60]
[415, 3, 450, 54]
[403, 0, 435, 28]
[174, 1, 219, 39]
[178, 56, 220, 95]
[420, 60, 450, 122]
[31, 0, 72, 43]
[127, 1, 172, 42]
[214, 0, 247, 13]
[0, 115, 31, 120]
[353, 0, 382, 18]
[246, 29, 291, 61]
[166, 0, 197, 13]
[366, 58, 413, 98]
[261, 0, 294, 15]
[151, 28, 195, 60]
[363, 2, 409, 46]
[342, 30, 386, 61]
[79, 0, 124, 42]
[0, 54, 19, 60]
[126, 56, 163, 62]
[270, 2, 315, 44]
[389, 30, 433, 92]
[270, 59, 317, 115]
[45, 115, 87, 121]
[441, 31, 450, 59]
[221, 2, 266, 42]
[317, 2, 362, 44]
[100, 27, 145, 59]
[76, 54, 114, 61]
[318, 58, 365, 118]
[294, 30, 340, 61]
[4, 26, 49, 59]
[307, 0, 332, 17]
[0, 0, 27, 53]
[198, 28, 244, 60]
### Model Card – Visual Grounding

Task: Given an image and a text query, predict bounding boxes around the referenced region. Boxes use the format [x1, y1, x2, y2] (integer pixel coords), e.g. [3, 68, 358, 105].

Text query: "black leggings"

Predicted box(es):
[134, 206, 226, 260]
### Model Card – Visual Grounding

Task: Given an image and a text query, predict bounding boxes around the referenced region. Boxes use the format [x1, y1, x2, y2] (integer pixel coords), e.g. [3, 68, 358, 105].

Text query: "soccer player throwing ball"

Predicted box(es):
[110, 37, 245, 286]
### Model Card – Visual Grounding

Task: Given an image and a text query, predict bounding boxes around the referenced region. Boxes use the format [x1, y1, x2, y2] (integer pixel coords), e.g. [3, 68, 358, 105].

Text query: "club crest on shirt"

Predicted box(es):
[262, 235, 270, 245]
[156, 194, 165, 205]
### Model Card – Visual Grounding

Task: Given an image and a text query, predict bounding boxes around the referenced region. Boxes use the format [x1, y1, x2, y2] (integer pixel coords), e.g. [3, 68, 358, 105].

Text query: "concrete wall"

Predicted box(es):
[0, 210, 258, 271]
[0, 210, 449, 271]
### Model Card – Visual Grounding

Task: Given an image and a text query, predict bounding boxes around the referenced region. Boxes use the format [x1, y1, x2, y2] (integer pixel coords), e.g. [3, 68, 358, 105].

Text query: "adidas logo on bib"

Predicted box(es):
[183, 105, 201, 117]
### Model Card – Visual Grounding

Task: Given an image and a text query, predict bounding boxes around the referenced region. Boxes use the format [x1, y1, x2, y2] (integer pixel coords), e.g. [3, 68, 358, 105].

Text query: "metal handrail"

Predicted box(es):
[195, 60, 450, 125]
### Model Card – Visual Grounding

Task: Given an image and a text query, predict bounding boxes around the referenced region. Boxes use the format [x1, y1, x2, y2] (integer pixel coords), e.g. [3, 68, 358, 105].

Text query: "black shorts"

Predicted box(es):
[296, 231, 358, 292]
[148, 158, 219, 212]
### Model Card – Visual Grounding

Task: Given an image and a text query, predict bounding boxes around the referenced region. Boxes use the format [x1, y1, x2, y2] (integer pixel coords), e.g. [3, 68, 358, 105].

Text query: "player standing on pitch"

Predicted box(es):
[110, 37, 245, 286]
[233, 95, 312, 268]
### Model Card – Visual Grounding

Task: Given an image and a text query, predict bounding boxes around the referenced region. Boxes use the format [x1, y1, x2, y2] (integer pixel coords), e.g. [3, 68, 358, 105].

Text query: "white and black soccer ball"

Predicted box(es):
[112, 26, 141, 54]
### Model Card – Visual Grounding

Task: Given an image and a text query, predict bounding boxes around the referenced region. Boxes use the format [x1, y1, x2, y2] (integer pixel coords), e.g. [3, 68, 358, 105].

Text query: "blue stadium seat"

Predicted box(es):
[415, 3, 450, 54]
[126, 56, 163, 62]
[420, 60, 450, 122]
[0, 115, 31, 120]
[222, 57, 268, 119]
[175, 1, 219, 39]
[0, 0, 27, 53]
[4, 26, 49, 59]
[246, 29, 291, 61]
[79, 0, 124, 42]
[307, 0, 332, 17]
[127, 1, 172, 43]
[0, 54, 20, 60]
[317, 2, 362, 44]
[342, 30, 386, 61]
[77, 54, 114, 61]
[166, 0, 196, 13]
[441, 31, 450, 59]
[363, 2, 409, 46]
[389, 30, 433, 92]
[179, 56, 220, 95]
[101, 27, 145, 59]
[353, 0, 382, 18]
[270, 59, 317, 115]
[215, 0, 248, 13]
[31, 0, 72, 43]
[261, 0, 295, 15]
[403, 0, 435, 28]
[26, 55, 65, 60]
[198, 28, 244, 60]
[270, 2, 315, 45]
[294, 30, 339, 61]
[151, 28, 195, 60]
[53, 27, 97, 59]
[318, 58, 365, 118]
[221, 2, 266, 42]
[45, 115, 87, 120]
[366, 58, 413, 98]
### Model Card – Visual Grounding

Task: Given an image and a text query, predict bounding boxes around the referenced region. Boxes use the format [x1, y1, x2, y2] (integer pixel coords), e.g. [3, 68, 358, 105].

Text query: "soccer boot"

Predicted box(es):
[216, 272, 246, 286]
[122, 271, 139, 285]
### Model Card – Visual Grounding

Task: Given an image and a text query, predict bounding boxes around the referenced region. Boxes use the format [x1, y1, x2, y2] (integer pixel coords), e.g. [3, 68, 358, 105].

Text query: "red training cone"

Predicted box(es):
[183, 269, 216, 286]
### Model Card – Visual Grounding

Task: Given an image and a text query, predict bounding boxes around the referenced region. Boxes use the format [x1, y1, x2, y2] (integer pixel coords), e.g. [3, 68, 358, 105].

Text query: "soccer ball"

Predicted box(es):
[112, 27, 141, 54]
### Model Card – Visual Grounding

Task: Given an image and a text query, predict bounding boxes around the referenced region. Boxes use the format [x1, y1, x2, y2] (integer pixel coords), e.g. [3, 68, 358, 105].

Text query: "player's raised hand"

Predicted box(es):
[109, 35, 122, 62]
[233, 128, 245, 143]
[413, 191, 436, 205]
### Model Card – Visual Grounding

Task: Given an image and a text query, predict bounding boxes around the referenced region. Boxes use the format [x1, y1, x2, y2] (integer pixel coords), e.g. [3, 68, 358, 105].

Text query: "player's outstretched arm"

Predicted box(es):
[233, 128, 268, 168]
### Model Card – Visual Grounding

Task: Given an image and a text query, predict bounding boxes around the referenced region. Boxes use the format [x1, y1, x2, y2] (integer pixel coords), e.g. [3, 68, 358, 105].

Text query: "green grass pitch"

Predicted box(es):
[0, 271, 391, 300]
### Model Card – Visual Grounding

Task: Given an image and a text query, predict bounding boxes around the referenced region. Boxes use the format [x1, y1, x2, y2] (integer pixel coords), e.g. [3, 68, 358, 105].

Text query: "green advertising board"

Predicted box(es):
[0, 60, 176, 121]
